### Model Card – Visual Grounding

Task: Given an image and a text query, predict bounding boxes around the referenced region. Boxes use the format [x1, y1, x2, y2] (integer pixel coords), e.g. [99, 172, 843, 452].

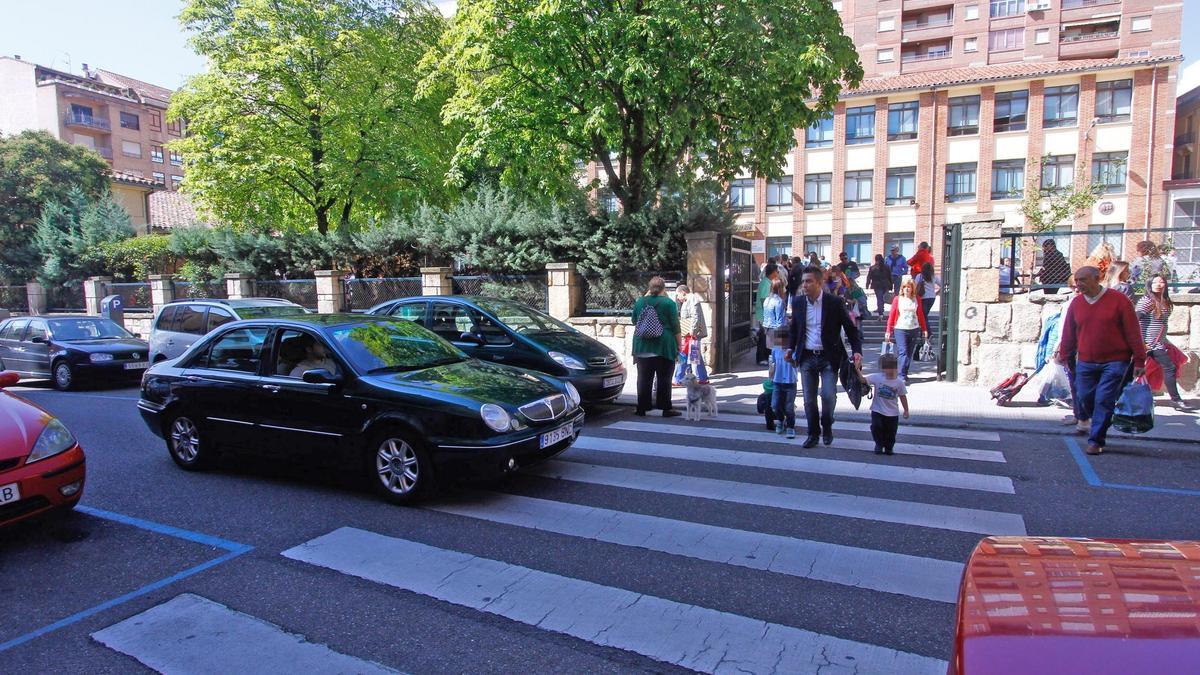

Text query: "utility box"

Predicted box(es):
[99, 294, 125, 325]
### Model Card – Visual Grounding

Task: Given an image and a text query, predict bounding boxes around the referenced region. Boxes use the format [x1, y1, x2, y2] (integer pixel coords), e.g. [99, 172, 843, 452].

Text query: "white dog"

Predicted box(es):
[683, 372, 718, 421]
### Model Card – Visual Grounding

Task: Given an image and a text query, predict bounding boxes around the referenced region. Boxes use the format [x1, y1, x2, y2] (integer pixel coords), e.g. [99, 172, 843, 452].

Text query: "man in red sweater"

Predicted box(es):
[907, 242, 935, 278]
[1057, 266, 1147, 455]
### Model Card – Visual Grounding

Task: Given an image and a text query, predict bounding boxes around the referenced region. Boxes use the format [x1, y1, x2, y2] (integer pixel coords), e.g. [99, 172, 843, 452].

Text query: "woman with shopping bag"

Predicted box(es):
[1135, 275, 1190, 408]
[884, 279, 928, 383]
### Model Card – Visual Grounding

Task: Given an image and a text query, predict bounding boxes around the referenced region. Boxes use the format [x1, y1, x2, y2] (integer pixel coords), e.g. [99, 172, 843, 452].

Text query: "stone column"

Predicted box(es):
[421, 266, 453, 297]
[148, 274, 175, 313]
[545, 263, 582, 320]
[957, 213, 1004, 384]
[25, 281, 46, 315]
[84, 276, 112, 315]
[225, 272, 255, 300]
[685, 231, 722, 373]
[314, 270, 348, 314]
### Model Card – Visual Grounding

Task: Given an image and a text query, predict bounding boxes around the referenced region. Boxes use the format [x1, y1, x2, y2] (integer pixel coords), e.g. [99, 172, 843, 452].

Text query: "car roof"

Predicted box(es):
[235, 313, 393, 328]
[163, 297, 303, 308]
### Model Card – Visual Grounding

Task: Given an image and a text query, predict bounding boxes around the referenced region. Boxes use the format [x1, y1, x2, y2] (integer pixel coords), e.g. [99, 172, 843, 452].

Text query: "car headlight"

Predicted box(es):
[548, 351, 586, 371]
[480, 404, 511, 432]
[27, 418, 77, 463]
[89, 353, 114, 362]
[564, 382, 581, 407]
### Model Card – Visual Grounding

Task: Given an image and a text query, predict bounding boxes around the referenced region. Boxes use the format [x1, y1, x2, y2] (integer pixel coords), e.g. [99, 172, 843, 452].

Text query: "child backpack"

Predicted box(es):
[633, 300, 665, 339]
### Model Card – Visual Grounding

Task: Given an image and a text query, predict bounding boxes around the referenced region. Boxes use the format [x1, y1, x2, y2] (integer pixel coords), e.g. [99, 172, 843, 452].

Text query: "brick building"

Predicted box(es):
[0, 56, 187, 231]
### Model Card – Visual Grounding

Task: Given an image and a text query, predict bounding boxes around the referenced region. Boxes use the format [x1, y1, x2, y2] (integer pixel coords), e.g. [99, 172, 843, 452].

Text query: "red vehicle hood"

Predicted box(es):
[0, 389, 52, 460]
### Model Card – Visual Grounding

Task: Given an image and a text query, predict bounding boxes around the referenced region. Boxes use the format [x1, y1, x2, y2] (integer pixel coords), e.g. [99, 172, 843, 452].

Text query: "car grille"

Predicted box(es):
[519, 394, 570, 422]
[115, 350, 146, 361]
[0, 458, 20, 473]
[588, 355, 619, 369]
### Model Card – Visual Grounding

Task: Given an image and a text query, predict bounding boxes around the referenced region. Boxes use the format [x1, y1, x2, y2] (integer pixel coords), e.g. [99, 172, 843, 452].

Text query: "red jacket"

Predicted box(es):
[1060, 290, 1147, 368]
[907, 249, 934, 277]
[886, 296, 929, 334]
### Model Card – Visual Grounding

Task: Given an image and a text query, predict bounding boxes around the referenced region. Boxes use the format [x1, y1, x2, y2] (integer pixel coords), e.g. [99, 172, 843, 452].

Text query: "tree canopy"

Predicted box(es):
[425, 0, 862, 215]
[171, 0, 458, 234]
[34, 188, 135, 286]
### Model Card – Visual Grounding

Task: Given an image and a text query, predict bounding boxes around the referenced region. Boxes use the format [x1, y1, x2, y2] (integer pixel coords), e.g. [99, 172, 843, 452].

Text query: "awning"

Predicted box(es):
[1061, 15, 1121, 28]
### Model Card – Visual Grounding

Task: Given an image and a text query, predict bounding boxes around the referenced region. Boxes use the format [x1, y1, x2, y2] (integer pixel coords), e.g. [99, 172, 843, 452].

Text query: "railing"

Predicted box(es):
[107, 282, 151, 310]
[173, 280, 228, 300]
[1175, 132, 1195, 147]
[63, 112, 110, 131]
[256, 279, 318, 310]
[1, 285, 27, 312]
[345, 277, 422, 311]
[902, 18, 953, 31]
[45, 285, 85, 312]
[902, 51, 951, 63]
[1060, 31, 1119, 43]
[1061, 0, 1119, 8]
[581, 272, 684, 316]
[451, 274, 548, 311]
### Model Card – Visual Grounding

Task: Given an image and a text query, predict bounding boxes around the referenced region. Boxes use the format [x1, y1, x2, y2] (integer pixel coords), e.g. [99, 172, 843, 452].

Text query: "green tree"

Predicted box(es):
[425, 0, 861, 215]
[171, 0, 458, 234]
[35, 189, 135, 286]
[1021, 154, 1109, 233]
[0, 131, 110, 283]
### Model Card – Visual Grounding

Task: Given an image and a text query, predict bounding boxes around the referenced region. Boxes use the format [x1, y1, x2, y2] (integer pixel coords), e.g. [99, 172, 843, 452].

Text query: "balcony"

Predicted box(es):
[1061, 0, 1119, 8]
[1059, 21, 1120, 58]
[1060, 30, 1119, 44]
[902, 50, 952, 63]
[64, 112, 110, 131]
[902, 4, 954, 40]
[1177, 132, 1196, 148]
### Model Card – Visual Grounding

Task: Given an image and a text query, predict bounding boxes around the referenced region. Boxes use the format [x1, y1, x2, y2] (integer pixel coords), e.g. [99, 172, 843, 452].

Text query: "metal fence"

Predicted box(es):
[451, 274, 548, 311]
[173, 280, 228, 300]
[256, 279, 318, 309]
[345, 277, 422, 311]
[1, 285, 27, 312]
[107, 282, 152, 310]
[581, 271, 684, 315]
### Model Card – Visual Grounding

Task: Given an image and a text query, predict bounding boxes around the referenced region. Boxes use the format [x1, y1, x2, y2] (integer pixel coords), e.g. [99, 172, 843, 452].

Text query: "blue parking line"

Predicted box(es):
[1064, 437, 1103, 486]
[1064, 437, 1200, 497]
[0, 506, 252, 654]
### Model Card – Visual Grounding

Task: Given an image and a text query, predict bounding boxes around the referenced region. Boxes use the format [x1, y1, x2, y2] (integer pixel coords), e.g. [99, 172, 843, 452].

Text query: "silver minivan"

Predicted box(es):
[149, 298, 308, 362]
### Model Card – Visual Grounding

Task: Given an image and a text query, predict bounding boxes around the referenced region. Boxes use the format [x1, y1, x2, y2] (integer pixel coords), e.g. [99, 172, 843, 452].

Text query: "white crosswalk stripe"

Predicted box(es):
[607, 420, 1007, 463]
[694, 412, 1002, 443]
[569, 436, 1016, 493]
[283, 527, 947, 674]
[428, 492, 964, 602]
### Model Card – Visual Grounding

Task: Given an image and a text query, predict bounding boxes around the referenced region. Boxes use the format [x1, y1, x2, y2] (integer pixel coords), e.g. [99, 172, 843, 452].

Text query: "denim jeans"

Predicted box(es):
[1074, 360, 1130, 448]
[873, 288, 887, 317]
[673, 338, 710, 383]
[771, 383, 797, 430]
[894, 328, 920, 379]
[920, 297, 935, 325]
[892, 275, 903, 295]
[798, 351, 837, 437]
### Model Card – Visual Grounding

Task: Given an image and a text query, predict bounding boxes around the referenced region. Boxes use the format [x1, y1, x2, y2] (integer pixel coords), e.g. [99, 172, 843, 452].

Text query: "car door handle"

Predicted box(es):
[261, 384, 281, 393]
[183, 375, 202, 382]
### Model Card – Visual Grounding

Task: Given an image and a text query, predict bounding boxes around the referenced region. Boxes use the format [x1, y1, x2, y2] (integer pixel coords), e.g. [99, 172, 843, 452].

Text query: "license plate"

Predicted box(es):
[603, 375, 624, 388]
[539, 423, 574, 449]
[0, 482, 19, 506]
[124, 362, 149, 370]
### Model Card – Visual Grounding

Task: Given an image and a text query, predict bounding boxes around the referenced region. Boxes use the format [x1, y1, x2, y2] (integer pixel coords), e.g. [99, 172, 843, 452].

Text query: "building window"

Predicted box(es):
[843, 235, 874, 265]
[992, 159, 1025, 199]
[948, 95, 980, 136]
[1035, 28, 1050, 44]
[989, 28, 1025, 52]
[766, 236, 793, 260]
[990, 0, 1025, 18]
[167, 119, 182, 135]
[598, 187, 620, 212]
[803, 236, 832, 261]
[728, 178, 755, 211]
[845, 106, 876, 145]
[887, 101, 919, 141]
[766, 176, 793, 211]
[877, 48, 895, 63]
[1130, 16, 1151, 32]
[1040, 155, 1075, 193]
[879, 17, 895, 32]
[149, 111, 162, 131]
[1095, 79, 1132, 124]
[886, 236, 916, 259]
[1088, 224, 1124, 258]
[119, 112, 140, 130]
[1171, 201, 1200, 266]
[946, 163, 977, 202]
[152, 171, 165, 185]
[1043, 85, 1079, 128]
[150, 145, 164, 163]
[121, 140, 142, 158]
[804, 173, 832, 210]
[844, 170, 874, 208]
[885, 167, 917, 205]
[1092, 152, 1127, 193]
[994, 90, 1028, 132]
[170, 151, 183, 166]
[171, 175, 183, 188]
[965, 5, 980, 20]
[964, 37, 978, 52]
[806, 116, 834, 148]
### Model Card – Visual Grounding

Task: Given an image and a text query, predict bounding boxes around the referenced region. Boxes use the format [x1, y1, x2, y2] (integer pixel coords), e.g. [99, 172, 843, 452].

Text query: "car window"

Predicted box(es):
[391, 302, 427, 324]
[429, 302, 478, 342]
[176, 305, 207, 335]
[207, 307, 235, 332]
[273, 329, 341, 379]
[0, 319, 28, 340]
[47, 318, 133, 340]
[25, 321, 49, 342]
[155, 306, 178, 331]
[474, 298, 573, 334]
[327, 320, 465, 374]
[234, 305, 308, 320]
[198, 327, 269, 373]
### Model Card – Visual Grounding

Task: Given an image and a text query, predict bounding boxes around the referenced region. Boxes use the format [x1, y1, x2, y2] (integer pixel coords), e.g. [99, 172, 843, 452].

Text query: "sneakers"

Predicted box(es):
[1075, 419, 1089, 434]
[775, 423, 785, 436]
[786, 428, 796, 440]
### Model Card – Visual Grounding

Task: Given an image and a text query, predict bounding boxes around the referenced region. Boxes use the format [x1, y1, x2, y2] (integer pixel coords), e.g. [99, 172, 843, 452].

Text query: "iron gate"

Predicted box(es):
[713, 234, 753, 373]
[939, 222, 962, 381]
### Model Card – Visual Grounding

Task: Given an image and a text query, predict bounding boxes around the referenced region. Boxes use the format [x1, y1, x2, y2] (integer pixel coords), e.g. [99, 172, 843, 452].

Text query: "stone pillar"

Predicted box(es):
[545, 263, 583, 320]
[25, 281, 46, 315]
[148, 274, 175, 313]
[83, 276, 112, 315]
[685, 231, 722, 373]
[421, 266, 453, 297]
[957, 213, 1005, 384]
[225, 272, 255, 300]
[314, 270, 348, 314]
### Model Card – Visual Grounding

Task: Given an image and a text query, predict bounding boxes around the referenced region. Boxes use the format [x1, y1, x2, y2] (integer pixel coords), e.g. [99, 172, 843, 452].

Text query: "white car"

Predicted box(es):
[148, 298, 308, 362]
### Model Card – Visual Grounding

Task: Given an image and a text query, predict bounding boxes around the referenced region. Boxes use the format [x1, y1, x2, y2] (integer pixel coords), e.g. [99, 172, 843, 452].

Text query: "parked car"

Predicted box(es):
[149, 298, 309, 363]
[0, 315, 149, 391]
[137, 314, 585, 504]
[0, 371, 86, 526]
[367, 296, 626, 403]
[950, 535, 1200, 674]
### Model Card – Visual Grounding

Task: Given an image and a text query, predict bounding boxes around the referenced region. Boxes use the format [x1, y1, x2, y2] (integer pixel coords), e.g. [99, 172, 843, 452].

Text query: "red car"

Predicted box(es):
[951, 536, 1200, 674]
[0, 371, 86, 526]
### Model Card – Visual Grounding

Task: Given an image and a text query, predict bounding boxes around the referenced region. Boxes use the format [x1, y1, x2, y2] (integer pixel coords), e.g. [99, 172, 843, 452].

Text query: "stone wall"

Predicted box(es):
[567, 316, 636, 372]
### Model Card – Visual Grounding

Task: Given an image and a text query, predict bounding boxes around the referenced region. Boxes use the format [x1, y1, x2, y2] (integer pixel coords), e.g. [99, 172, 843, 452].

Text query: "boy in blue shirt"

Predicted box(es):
[862, 353, 909, 455]
[767, 328, 798, 439]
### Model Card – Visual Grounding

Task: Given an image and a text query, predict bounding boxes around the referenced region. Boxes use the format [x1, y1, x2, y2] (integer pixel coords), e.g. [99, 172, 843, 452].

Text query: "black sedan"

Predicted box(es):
[136, 314, 584, 504]
[0, 315, 149, 391]
[368, 296, 626, 403]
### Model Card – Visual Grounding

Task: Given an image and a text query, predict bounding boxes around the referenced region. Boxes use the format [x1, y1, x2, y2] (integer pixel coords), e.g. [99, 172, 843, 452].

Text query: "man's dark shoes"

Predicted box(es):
[874, 446, 883, 455]
[884, 447, 894, 455]
[802, 436, 819, 449]
[822, 431, 833, 446]
[1085, 443, 1103, 455]
[662, 409, 682, 418]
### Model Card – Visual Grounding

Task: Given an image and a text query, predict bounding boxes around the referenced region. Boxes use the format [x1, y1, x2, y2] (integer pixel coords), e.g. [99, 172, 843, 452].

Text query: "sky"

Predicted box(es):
[0, 0, 1195, 92]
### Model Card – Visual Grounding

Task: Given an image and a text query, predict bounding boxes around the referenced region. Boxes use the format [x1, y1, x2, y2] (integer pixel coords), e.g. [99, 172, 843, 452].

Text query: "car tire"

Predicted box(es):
[52, 361, 75, 391]
[367, 429, 433, 505]
[166, 413, 210, 471]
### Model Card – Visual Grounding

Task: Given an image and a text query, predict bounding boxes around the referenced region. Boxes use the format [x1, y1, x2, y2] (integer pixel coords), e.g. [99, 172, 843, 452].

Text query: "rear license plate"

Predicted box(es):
[603, 375, 624, 388]
[0, 482, 20, 505]
[124, 362, 149, 370]
[539, 423, 574, 449]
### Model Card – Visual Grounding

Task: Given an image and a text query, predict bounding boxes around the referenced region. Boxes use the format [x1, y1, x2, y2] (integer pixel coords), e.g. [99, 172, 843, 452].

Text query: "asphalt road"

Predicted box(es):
[2, 379, 1197, 673]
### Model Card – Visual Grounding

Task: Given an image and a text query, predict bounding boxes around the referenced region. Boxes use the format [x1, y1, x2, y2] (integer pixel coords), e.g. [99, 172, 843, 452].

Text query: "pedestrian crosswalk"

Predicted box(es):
[89, 409, 1028, 673]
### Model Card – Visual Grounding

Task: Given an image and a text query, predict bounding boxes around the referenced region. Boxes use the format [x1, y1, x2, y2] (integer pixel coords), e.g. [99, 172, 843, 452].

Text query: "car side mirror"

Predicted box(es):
[30, 336, 47, 344]
[458, 331, 485, 346]
[302, 369, 341, 385]
[0, 371, 19, 388]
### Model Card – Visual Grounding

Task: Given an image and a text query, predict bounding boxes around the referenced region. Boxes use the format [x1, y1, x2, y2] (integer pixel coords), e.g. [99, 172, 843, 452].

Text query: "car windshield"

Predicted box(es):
[47, 318, 133, 341]
[235, 305, 309, 319]
[475, 299, 572, 333]
[327, 320, 467, 373]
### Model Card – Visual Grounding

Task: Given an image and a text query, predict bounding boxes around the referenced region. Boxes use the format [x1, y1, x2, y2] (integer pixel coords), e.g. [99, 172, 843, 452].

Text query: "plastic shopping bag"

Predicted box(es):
[1112, 380, 1155, 434]
[1034, 363, 1072, 404]
[881, 340, 896, 356]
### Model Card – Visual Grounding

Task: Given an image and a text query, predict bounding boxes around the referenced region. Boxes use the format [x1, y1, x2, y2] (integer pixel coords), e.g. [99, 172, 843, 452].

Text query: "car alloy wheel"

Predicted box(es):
[370, 432, 430, 504]
[53, 362, 74, 391]
[168, 415, 208, 470]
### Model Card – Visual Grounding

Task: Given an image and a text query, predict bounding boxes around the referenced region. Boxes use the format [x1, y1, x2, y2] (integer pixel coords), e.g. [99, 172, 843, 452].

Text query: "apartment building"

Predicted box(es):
[0, 56, 186, 230]
[1166, 70, 1200, 277]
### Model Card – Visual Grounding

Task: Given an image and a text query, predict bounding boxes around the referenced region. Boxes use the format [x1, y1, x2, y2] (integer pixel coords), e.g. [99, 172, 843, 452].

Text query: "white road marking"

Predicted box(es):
[645, 411, 1003, 443]
[284, 528, 946, 674]
[428, 492, 963, 603]
[91, 593, 398, 674]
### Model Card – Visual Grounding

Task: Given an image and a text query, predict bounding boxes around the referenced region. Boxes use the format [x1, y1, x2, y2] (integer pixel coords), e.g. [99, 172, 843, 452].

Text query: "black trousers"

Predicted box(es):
[636, 355, 675, 412]
[871, 412, 899, 451]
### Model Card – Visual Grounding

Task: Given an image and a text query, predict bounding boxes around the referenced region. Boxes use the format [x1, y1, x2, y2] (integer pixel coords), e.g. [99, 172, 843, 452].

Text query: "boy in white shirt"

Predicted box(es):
[862, 353, 909, 455]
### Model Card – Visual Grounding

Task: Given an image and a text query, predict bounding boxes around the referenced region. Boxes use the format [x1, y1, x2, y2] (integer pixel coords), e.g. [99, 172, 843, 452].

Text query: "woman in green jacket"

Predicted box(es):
[631, 276, 682, 417]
